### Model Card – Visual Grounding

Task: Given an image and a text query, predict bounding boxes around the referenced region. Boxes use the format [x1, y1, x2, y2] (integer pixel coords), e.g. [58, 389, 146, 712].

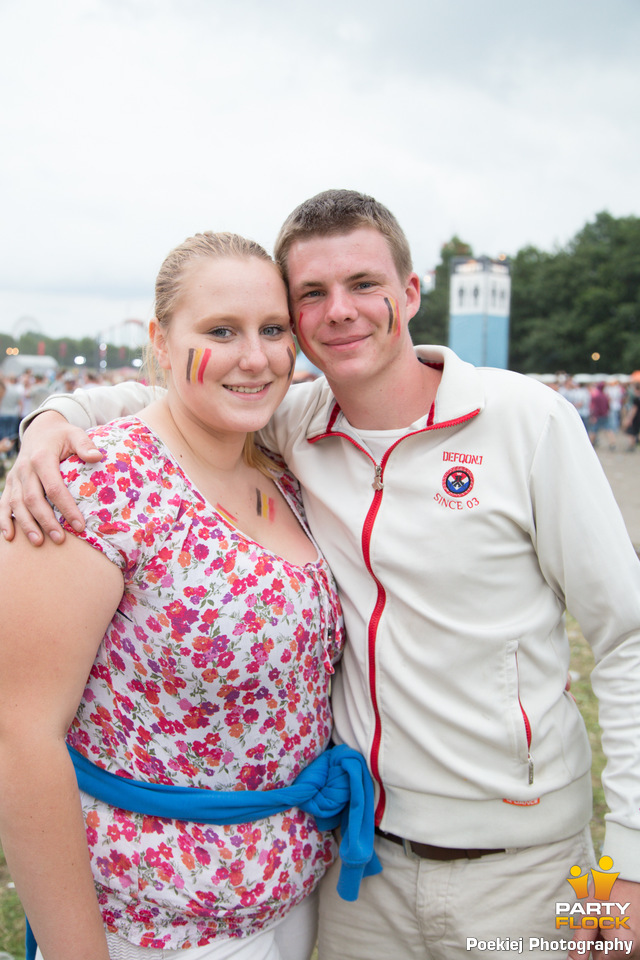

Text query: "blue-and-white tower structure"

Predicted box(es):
[449, 256, 511, 368]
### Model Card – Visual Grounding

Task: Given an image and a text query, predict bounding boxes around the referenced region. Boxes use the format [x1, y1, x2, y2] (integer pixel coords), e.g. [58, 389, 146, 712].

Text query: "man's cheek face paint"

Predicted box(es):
[295, 311, 320, 362]
[384, 297, 400, 336]
[186, 347, 212, 383]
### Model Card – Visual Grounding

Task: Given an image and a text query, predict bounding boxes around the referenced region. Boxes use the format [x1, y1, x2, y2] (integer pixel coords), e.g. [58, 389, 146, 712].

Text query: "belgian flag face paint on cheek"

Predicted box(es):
[295, 311, 321, 364]
[185, 347, 212, 384]
[384, 297, 400, 336]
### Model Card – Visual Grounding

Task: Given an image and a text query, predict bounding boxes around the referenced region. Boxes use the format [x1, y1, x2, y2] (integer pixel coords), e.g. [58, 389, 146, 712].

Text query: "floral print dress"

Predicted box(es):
[56, 417, 344, 950]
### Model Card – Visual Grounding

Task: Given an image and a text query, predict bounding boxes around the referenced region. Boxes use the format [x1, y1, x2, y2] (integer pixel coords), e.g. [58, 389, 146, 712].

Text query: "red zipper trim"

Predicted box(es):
[308, 419, 391, 816]
[361, 488, 387, 821]
[514, 651, 534, 785]
[520, 698, 532, 749]
[514, 652, 532, 749]
[307, 403, 482, 446]
[307, 401, 483, 821]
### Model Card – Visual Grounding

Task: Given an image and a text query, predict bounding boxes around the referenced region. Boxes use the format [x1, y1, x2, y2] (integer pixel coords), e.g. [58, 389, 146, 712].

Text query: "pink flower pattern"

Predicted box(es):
[57, 418, 344, 949]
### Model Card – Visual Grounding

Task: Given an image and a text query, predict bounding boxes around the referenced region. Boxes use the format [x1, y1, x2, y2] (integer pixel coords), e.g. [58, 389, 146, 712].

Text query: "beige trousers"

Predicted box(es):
[319, 829, 596, 959]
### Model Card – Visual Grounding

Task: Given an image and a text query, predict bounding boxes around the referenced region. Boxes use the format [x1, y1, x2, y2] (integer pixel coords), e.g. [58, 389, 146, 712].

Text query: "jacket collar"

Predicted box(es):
[305, 345, 485, 441]
[414, 345, 485, 426]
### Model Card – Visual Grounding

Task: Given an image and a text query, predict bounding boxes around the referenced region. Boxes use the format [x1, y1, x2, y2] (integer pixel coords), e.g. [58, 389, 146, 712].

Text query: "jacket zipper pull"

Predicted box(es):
[372, 464, 383, 491]
[528, 753, 534, 785]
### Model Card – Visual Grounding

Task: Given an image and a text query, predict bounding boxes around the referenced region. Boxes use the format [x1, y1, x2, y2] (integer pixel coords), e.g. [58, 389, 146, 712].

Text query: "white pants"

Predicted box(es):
[318, 829, 595, 959]
[35, 889, 318, 960]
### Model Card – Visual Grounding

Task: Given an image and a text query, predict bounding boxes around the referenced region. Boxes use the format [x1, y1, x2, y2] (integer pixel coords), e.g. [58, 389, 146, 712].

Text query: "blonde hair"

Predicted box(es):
[274, 189, 413, 284]
[145, 231, 282, 479]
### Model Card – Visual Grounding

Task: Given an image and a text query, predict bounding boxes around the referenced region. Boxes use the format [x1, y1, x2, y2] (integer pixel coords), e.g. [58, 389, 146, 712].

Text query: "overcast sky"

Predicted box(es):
[1, 0, 639, 343]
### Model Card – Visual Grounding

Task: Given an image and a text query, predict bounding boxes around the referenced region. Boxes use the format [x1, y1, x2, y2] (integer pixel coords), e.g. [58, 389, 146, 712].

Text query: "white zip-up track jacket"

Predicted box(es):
[38, 346, 640, 880]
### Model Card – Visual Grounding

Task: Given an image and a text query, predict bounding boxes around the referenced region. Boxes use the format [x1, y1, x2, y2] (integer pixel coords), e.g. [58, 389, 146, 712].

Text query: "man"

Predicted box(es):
[3, 191, 640, 960]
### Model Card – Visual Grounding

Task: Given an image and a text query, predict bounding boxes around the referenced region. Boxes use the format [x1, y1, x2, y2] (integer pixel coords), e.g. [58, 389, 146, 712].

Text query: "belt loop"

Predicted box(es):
[401, 837, 415, 859]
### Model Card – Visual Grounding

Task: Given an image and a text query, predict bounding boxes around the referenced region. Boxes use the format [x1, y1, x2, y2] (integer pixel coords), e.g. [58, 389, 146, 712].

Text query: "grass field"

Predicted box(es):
[0, 460, 607, 959]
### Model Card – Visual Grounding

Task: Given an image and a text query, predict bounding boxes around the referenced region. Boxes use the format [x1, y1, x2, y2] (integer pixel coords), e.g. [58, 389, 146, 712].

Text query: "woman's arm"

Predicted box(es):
[0, 529, 124, 960]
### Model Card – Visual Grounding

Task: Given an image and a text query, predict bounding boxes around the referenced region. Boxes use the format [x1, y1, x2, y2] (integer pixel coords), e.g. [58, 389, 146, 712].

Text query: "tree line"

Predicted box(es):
[411, 211, 640, 374]
[0, 330, 141, 371]
[2, 211, 639, 377]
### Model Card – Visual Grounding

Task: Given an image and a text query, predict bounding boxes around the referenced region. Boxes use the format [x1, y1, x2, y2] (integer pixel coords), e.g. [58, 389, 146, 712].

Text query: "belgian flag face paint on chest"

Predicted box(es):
[256, 488, 276, 522]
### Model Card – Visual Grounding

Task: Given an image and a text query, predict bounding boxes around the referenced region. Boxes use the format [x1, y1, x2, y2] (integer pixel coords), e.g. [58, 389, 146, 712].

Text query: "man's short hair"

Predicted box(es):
[274, 189, 413, 285]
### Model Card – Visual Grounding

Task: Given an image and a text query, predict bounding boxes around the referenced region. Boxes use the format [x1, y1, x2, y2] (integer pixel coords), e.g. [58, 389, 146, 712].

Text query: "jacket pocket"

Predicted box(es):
[504, 640, 534, 784]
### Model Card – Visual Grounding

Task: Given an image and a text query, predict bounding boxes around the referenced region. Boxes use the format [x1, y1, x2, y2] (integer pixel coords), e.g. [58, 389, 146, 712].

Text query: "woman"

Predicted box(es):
[0, 233, 351, 960]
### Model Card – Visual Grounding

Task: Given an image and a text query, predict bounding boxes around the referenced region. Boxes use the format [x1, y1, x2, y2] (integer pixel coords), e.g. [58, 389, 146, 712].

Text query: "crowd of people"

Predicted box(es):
[550, 372, 640, 451]
[0, 356, 322, 468]
[0, 368, 136, 467]
[3, 362, 640, 463]
[0, 190, 639, 960]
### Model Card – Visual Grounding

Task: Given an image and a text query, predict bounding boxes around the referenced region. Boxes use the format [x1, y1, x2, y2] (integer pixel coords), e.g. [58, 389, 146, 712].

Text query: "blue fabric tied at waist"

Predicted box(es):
[25, 742, 381, 960]
[68, 742, 381, 897]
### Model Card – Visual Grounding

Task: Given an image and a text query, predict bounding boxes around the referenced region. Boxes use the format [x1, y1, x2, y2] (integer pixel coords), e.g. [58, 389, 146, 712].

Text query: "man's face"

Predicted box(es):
[286, 226, 420, 388]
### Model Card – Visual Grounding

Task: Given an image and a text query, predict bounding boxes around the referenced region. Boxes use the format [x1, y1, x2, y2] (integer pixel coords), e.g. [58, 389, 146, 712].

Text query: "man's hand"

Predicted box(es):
[0, 411, 103, 545]
[568, 878, 640, 959]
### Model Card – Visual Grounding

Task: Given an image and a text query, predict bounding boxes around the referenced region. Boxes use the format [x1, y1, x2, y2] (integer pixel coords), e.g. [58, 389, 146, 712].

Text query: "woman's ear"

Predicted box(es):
[148, 318, 171, 370]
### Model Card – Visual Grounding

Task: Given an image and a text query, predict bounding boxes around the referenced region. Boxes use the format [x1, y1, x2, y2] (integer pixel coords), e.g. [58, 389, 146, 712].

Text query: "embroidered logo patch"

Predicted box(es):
[442, 466, 474, 498]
